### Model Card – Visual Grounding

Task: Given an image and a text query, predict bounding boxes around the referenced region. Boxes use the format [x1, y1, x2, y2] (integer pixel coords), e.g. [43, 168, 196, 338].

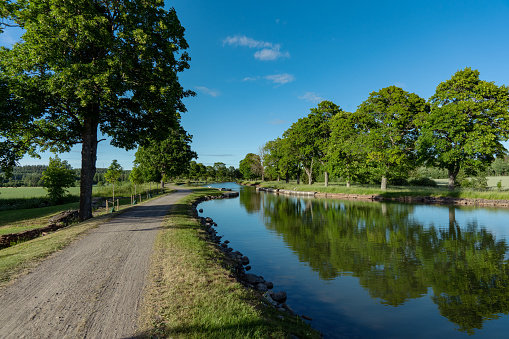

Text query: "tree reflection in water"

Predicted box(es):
[240, 192, 509, 334]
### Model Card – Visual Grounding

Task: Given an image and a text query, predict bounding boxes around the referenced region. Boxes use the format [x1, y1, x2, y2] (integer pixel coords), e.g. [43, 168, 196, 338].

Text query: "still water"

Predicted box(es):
[200, 183, 509, 338]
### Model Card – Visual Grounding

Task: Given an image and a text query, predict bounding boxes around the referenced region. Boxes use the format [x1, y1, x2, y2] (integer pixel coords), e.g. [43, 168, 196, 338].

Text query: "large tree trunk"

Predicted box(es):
[380, 176, 387, 191]
[79, 116, 99, 221]
[324, 171, 329, 187]
[448, 167, 459, 190]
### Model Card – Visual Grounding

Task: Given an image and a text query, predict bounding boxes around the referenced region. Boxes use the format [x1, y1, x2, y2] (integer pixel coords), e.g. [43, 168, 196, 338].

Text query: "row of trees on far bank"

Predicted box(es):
[245, 68, 509, 190]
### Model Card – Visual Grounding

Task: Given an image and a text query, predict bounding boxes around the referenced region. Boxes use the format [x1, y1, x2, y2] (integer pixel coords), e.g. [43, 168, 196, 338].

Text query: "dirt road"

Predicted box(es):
[0, 188, 191, 339]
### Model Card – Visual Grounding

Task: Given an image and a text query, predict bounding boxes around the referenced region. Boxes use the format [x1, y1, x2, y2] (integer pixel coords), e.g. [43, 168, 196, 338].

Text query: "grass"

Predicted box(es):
[0, 202, 80, 235]
[139, 187, 320, 339]
[257, 179, 509, 201]
[0, 186, 80, 199]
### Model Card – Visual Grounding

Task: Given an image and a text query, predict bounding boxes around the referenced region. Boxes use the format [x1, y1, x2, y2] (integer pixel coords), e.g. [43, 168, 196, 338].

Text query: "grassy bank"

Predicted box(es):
[139, 188, 320, 339]
[251, 180, 509, 201]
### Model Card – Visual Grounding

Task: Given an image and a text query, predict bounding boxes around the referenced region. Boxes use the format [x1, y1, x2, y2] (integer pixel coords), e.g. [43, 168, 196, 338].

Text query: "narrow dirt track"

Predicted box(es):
[0, 188, 192, 339]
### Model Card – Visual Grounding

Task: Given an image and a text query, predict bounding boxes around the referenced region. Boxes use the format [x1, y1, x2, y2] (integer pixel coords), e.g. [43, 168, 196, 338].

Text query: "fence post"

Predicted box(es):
[117, 199, 119, 211]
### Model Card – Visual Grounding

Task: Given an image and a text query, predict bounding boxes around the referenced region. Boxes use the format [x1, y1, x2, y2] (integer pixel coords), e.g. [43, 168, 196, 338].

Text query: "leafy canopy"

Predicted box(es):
[418, 67, 509, 188]
[0, 0, 193, 219]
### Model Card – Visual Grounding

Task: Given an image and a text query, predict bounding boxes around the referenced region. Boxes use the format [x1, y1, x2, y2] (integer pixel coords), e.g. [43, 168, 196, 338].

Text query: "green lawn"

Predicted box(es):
[0, 187, 80, 199]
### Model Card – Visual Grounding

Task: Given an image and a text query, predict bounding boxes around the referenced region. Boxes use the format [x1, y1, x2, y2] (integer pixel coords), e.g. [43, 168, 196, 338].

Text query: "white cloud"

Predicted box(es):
[264, 73, 295, 86]
[195, 86, 220, 97]
[298, 92, 324, 102]
[223, 34, 290, 61]
[243, 76, 259, 82]
[254, 47, 290, 61]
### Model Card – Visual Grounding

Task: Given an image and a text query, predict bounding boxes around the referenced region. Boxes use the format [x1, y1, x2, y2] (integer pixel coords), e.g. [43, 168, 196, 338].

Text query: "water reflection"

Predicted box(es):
[239, 191, 509, 335]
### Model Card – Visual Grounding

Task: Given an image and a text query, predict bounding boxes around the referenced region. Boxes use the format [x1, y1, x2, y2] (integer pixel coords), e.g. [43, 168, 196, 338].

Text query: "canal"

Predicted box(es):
[199, 183, 509, 338]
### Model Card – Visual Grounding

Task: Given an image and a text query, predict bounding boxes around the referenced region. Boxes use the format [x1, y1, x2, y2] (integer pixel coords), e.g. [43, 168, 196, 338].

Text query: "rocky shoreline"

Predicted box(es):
[191, 194, 316, 328]
[256, 187, 509, 208]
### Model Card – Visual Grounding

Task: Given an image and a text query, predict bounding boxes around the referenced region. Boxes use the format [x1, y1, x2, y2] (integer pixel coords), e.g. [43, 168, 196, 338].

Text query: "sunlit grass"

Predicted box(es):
[258, 180, 509, 200]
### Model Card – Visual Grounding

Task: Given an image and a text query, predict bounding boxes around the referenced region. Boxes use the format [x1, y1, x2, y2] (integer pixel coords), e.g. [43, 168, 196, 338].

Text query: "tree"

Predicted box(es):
[134, 126, 197, 187]
[307, 101, 343, 186]
[327, 111, 366, 187]
[281, 101, 342, 186]
[239, 153, 262, 180]
[129, 165, 144, 196]
[263, 138, 285, 182]
[41, 156, 76, 204]
[213, 162, 227, 181]
[418, 68, 509, 189]
[104, 160, 123, 203]
[355, 86, 428, 190]
[0, 1, 193, 220]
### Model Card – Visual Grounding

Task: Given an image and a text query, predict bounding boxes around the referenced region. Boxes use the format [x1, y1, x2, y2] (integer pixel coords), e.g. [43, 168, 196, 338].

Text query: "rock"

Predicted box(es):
[241, 256, 250, 265]
[281, 302, 295, 315]
[199, 209, 203, 213]
[271, 291, 287, 303]
[245, 273, 264, 285]
[224, 240, 229, 244]
[264, 281, 274, 289]
[301, 314, 313, 321]
[256, 283, 268, 292]
[263, 292, 278, 307]
[245, 266, 251, 271]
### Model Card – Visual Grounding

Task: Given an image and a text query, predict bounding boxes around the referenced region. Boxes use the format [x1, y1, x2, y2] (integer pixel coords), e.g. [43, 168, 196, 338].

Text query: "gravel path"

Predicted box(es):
[0, 188, 192, 339]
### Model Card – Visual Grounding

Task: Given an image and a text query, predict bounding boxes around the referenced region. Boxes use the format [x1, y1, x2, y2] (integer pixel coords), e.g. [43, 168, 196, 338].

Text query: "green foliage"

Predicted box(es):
[41, 156, 76, 204]
[239, 153, 262, 180]
[104, 160, 123, 185]
[354, 86, 429, 190]
[408, 177, 437, 187]
[134, 126, 197, 183]
[0, 0, 193, 220]
[418, 68, 509, 189]
[104, 159, 123, 201]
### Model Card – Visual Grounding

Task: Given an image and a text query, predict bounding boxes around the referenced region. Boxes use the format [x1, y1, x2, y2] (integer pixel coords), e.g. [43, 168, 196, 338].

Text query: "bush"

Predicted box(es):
[408, 177, 437, 187]
[459, 176, 488, 190]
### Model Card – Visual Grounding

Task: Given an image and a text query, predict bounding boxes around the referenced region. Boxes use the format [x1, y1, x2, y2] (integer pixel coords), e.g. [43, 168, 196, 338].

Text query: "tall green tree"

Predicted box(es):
[129, 165, 144, 196]
[134, 126, 197, 186]
[418, 68, 509, 189]
[41, 156, 76, 204]
[104, 159, 123, 202]
[0, 0, 193, 220]
[355, 86, 428, 190]
[307, 101, 343, 186]
[327, 111, 366, 187]
[239, 153, 262, 180]
[281, 101, 342, 185]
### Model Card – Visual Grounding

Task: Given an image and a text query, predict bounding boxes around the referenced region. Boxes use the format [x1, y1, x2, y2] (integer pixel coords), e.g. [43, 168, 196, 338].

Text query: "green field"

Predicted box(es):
[0, 187, 80, 199]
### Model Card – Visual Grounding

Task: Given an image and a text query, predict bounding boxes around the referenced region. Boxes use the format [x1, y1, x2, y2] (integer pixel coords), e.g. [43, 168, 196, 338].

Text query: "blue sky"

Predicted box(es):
[5, 0, 509, 169]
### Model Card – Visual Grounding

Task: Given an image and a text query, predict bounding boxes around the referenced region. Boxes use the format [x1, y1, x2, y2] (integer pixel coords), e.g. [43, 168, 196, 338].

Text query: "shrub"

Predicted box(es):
[408, 177, 437, 187]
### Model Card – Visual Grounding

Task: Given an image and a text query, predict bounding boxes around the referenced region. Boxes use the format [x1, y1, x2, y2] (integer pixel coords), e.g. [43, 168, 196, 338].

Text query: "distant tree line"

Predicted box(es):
[241, 68, 509, 190]
[0, 165, 132, 188]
